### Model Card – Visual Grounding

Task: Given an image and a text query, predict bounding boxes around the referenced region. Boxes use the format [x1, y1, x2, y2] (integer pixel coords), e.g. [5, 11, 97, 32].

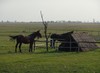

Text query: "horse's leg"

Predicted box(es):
[19, 43, 22, 53]
[29, 42, 33, 52]
[29, 43, 31, 52]
[33, 41, 36, 51]
[15, 42, 18, 53]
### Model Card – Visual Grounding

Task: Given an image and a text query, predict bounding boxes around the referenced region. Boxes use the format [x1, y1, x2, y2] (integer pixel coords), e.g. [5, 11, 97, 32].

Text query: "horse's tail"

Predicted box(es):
[9, 35, 18, 40]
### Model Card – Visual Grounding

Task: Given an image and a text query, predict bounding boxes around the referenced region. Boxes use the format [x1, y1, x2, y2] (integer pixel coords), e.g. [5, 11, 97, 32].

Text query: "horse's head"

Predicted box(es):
[35, 30, 42, 39]
[50, 33, 61, 41]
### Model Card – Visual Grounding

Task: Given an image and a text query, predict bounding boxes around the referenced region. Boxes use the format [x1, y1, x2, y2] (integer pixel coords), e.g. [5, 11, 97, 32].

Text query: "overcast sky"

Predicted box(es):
[0, 0, 100, 22]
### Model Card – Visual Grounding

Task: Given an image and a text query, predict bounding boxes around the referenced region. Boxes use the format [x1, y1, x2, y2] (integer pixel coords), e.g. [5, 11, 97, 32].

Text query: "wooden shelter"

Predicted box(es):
[58, 32, 99, 52]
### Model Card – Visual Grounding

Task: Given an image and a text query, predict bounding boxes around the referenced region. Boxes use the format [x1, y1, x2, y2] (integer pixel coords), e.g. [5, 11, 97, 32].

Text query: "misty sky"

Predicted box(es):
[0, 0, 100, 22]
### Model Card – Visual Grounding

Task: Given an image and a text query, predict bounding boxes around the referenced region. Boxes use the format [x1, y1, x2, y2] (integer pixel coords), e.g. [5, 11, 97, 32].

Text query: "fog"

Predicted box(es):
[0, 0, 100, 22]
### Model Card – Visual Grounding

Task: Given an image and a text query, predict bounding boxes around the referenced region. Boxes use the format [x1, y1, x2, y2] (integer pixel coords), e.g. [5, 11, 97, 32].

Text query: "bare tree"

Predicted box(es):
[40, 11, 48, 51]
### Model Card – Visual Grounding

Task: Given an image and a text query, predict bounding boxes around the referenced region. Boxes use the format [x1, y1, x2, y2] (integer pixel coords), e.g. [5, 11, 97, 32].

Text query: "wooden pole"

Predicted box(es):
[40, 11, 48, 52]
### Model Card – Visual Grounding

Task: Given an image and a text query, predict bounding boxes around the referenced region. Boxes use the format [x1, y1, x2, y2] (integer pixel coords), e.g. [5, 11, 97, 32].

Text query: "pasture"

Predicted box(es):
[0, 22, 100, 73]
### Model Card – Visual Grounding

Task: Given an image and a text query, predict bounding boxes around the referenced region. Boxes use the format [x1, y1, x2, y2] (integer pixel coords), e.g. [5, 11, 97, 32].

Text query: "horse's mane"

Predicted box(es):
[51, 31, 74, 40]
[61, 31, 74, 37]
[62, 31, 74, 35]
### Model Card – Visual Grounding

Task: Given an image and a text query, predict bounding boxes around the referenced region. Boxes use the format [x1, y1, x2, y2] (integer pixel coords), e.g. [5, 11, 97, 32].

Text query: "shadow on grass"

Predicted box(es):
[34, 49, 80, 55]
[0, 47, 93, 55]
[0, 49, 66, 55]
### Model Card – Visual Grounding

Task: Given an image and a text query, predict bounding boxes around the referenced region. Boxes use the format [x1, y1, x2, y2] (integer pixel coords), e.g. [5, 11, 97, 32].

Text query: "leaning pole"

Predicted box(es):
[40, 11, 48, 52]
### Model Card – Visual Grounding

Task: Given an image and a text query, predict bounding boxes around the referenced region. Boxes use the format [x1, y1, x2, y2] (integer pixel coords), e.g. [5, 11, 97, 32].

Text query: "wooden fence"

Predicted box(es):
[34, 31, 100, 52]
[34, 40, 100, 52]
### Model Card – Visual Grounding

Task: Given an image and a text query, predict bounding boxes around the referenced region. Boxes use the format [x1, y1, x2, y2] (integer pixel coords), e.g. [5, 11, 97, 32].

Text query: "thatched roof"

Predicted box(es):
[72, 32, 98, 51]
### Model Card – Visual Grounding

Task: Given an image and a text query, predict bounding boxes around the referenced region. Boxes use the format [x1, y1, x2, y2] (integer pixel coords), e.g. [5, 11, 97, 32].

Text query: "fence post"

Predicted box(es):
[56, 41, 58, 51]
[46, 37, 48, 51]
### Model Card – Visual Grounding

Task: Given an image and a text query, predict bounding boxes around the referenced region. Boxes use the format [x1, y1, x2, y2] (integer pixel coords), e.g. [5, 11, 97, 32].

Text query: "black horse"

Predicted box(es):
[50, 31, 78, 51]
[50, 31, 74, 46]
[10, 30, 42, 53]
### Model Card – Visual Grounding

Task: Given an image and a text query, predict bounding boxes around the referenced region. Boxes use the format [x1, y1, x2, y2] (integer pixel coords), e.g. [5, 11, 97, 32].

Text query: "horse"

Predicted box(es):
[50, 31, 74, 49]
[50, 31, 74, 42]
[50, 31, 79, 51]
[10, 30, 42, 53]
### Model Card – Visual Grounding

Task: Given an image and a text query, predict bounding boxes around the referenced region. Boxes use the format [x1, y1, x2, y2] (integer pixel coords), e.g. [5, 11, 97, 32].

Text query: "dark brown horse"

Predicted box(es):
[10, 30, 42, 53]
[50, 31, 74, 49]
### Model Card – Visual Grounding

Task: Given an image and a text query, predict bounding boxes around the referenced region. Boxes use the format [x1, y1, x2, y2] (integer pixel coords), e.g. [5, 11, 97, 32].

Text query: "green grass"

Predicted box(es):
[0, 22, 100, 73]
[0, 50, 100, 73]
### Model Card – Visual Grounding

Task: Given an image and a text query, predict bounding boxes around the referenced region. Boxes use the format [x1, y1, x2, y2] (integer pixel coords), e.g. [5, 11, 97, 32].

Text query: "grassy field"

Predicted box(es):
[0, 22, 100, 73]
